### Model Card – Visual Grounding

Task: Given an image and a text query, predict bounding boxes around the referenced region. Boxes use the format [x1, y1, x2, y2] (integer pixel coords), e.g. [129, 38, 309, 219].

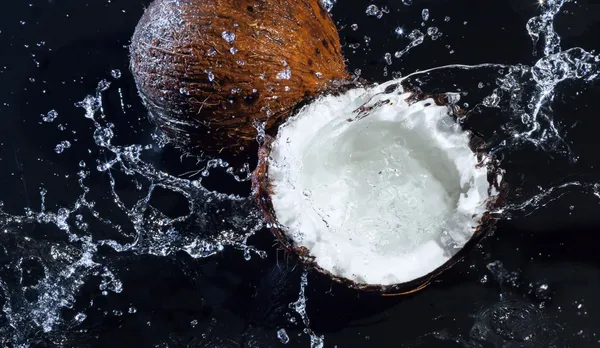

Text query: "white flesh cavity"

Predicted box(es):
[268, 81, 497, 286]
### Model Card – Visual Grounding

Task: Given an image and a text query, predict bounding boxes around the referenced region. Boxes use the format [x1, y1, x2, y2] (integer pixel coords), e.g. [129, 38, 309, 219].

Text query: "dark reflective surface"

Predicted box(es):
[1, 0, 600, 347]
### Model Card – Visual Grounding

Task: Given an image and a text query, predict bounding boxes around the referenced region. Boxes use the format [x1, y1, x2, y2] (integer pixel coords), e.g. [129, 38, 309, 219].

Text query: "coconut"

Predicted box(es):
[129, 0, 347, 154]
[251, 81, 506, 295]
[131, 0, 507, 294]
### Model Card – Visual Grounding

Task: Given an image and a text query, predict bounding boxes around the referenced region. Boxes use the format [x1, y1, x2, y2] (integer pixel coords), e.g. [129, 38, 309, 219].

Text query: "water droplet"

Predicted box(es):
[315, 72, 323, 78]
[384, 52, 392, 65]
[74, 313, 87, 322]
[98, 79, 111, 92]
[42, 110, 58, 122]
[402, 0, 412, 5]
[111, 69, 121, 79]
[179, 87, 189, 95]
[54, 140, 71, 154]
[365, 5, 383, 18]
[321, 0, 336, 12]
[277, 67, 292, 80]
[351, 24, 358, 31]
[277, 328, 290, 344]
[422, 9, 430, 21]
[221, 31, 235, 44]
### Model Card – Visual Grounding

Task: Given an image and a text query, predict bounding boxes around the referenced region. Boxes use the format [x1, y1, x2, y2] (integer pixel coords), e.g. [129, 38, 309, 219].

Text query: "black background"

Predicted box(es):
[2, 0, 600, 347]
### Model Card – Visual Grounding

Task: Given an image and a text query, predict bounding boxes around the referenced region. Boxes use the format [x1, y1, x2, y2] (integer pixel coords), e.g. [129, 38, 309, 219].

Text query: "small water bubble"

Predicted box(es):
[113, 310, 123, 316]
[236, 60, 245, 66]
[427, 27, 438, 36]
[42, 109, 58, 122]
[74, 313, 87, 322]
[207, 70, 214, 82]
[128, 307, 137, 314]
[444, 16, 451, 22]
[277, 67, 292, 80]
[483, 90, 502, 108]
[110, 69, 121, 79]
[365, 5, 382, 18]
[179, 87, 189, 95]
[190, 319, 198, 328]
[402, 0, 412, 5]
[98, 79, 111, 91]
[315, 72, 323, 78]
[207, 48, 217, 57]
[384, 52, 392, 65]
[321, 0, 336, 12]
[408, 29, 424, 42]
[229, 47, 238, 55]
[55, 140, 71, 154]
[422, 9, 430, 21]
[277, 328, 290, 344]
[351, 24, 358, 31]
[221, 31, 235, 44]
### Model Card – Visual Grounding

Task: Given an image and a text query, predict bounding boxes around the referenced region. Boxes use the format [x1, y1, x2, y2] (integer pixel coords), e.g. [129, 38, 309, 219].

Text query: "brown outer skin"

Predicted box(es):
[251, 83, 509, 296]
[129, 0, 348, 155]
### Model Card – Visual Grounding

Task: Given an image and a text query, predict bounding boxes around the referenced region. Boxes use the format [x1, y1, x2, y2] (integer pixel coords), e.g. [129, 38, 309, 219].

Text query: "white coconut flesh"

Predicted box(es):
[267, 81, 499, 286]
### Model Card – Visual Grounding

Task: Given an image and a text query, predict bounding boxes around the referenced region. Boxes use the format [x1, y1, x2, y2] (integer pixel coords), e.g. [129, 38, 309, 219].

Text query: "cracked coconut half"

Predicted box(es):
[252, 81, 505, 294]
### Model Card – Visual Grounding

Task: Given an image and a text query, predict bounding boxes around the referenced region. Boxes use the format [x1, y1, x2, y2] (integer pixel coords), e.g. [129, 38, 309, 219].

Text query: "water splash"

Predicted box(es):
[526, 0, 570, 57]
[290, 272, 324, 348]
[0, 77, 268, 345]
[2, 0, 600, 346]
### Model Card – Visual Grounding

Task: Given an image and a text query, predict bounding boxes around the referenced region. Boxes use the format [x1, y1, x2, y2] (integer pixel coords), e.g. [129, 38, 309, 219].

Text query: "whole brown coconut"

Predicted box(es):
[130, 0, 348, 154]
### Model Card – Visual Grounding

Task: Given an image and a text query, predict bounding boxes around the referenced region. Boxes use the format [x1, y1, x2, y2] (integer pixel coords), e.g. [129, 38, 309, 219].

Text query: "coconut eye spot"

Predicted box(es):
[266, 82, 498, 286]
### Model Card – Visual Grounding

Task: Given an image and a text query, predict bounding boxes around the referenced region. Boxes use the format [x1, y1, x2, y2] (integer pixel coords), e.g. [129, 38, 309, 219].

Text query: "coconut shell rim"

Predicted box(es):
[251, 80, 509, 295]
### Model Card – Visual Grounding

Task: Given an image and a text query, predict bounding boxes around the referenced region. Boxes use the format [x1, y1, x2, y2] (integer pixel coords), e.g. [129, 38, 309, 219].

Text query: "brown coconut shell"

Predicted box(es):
[130, 0, 348, 155]
[251, 84, 508, 295]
